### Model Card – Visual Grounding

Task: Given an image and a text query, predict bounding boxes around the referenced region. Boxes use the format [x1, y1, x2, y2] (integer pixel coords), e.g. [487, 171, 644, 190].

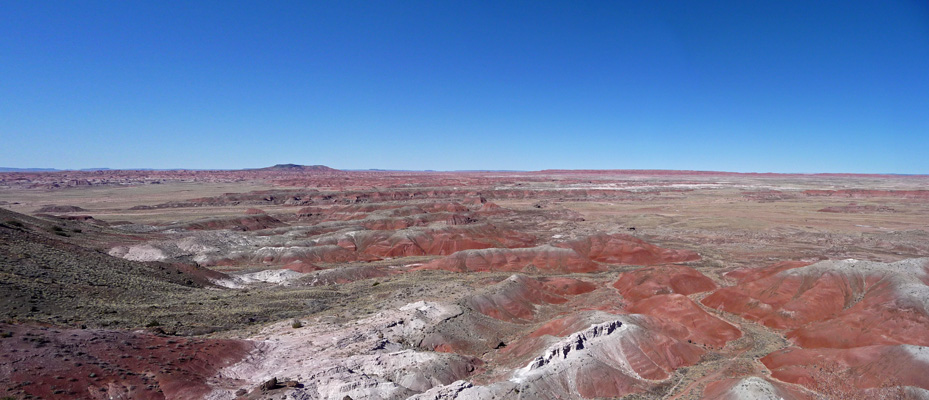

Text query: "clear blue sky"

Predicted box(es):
[2, 1, 927, 173]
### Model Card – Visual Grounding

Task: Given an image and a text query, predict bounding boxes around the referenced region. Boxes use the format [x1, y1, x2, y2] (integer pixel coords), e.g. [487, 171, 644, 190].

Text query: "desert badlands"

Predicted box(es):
[1, 165, 928, 399]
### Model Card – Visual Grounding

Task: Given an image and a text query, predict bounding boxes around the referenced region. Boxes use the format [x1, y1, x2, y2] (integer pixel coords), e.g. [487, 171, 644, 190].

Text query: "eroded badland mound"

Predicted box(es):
[1, 168, 928, 399]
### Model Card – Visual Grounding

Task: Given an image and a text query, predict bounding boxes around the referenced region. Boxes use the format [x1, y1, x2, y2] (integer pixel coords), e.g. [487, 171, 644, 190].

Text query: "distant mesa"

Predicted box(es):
[259, 164, 338, 172]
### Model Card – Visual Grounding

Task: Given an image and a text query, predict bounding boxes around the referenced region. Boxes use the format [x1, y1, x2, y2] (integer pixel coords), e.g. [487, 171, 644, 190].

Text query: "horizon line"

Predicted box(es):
[0, 166, 926, 177]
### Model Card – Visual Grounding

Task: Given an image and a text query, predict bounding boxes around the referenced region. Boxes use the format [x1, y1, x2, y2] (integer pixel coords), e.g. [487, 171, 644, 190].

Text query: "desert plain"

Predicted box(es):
[1, 165, 928, 399]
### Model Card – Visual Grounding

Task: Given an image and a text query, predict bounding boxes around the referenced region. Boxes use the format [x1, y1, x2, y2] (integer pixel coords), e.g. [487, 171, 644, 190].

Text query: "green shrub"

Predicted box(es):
[291, 319, 303, 329]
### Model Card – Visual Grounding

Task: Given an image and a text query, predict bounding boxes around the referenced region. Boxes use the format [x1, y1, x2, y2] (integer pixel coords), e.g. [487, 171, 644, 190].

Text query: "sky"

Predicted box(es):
[1, 1, 928, 173]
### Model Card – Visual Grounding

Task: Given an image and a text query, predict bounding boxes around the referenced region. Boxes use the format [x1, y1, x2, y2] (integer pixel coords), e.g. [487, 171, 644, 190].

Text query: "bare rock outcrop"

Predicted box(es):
[207, 302, 482, 400]
[702, 376, 811, 400]
[509, 317, 703, 399]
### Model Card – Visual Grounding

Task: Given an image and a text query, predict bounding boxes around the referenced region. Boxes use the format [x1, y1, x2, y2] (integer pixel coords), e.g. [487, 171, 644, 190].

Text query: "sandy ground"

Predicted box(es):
[2, 170, 928, 399]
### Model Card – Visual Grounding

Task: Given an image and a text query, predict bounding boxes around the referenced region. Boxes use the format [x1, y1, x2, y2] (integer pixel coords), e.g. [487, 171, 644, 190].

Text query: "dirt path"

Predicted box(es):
[658, 292, 794, 400]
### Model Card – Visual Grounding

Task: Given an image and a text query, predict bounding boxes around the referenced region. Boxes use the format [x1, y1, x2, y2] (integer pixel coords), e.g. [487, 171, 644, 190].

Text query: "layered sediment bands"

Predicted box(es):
[418, 233, 701, 275]
[209, 302, 484, 400]
[281, 260, 320, 273]
[248, 244, 378, 265]
[702, 258, 929, 347]
[0, 323, 252, 400]
[762, 345, 929, 392]
[297, 202, 467, 222]
[557, 233, 700, 265]
[124, 186, 680, 210]
[464, 274, 596, 323]
[613, 264, 718, 301]
[536, 276, 598, 296]
[627, 294, 741, 348]
[174, 214, 285, 231]
[701, 258, 929, 394]
[476, 202, 503, 213]
[361, 214, 438, 230]
[510, 318, 703, 399]
[495, 311, 626, 369]
[323, 224, 536, 258]
[181, 223, 536, 268]
[803, 189, 929, 199]
[418, 245, 602, 274]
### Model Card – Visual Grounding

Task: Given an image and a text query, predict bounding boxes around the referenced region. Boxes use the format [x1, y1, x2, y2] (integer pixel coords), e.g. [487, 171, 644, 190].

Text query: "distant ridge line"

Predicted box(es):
[0, 166, 925, 177]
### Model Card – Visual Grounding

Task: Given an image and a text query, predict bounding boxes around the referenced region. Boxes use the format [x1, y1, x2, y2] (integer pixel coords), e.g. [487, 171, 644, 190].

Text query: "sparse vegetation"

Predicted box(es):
[0, 210, 335, 333]
[1, 172, 928, 398]
[810, 363, 907, 400]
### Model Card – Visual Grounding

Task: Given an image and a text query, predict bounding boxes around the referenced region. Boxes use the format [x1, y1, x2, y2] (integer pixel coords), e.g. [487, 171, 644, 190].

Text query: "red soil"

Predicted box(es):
[361, 216, 431, 230]
[181, 215, 284, 231]
[313, 225, 535, 259]
[417, 246, 602, 274]
[537, 276, 598, 296]
[786, 281, 929, 348]
[529, 313, 609, 338]
[702, 260, 929, 347]
[613, 264, 718, 301]
[420, 202, 470, 213]
[762, 345, 929, 392]
[557, 233, 700, 266]
[627, 294, 741, 349]
[281, 260, 321, 273]
[0, 324, 252, 400]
